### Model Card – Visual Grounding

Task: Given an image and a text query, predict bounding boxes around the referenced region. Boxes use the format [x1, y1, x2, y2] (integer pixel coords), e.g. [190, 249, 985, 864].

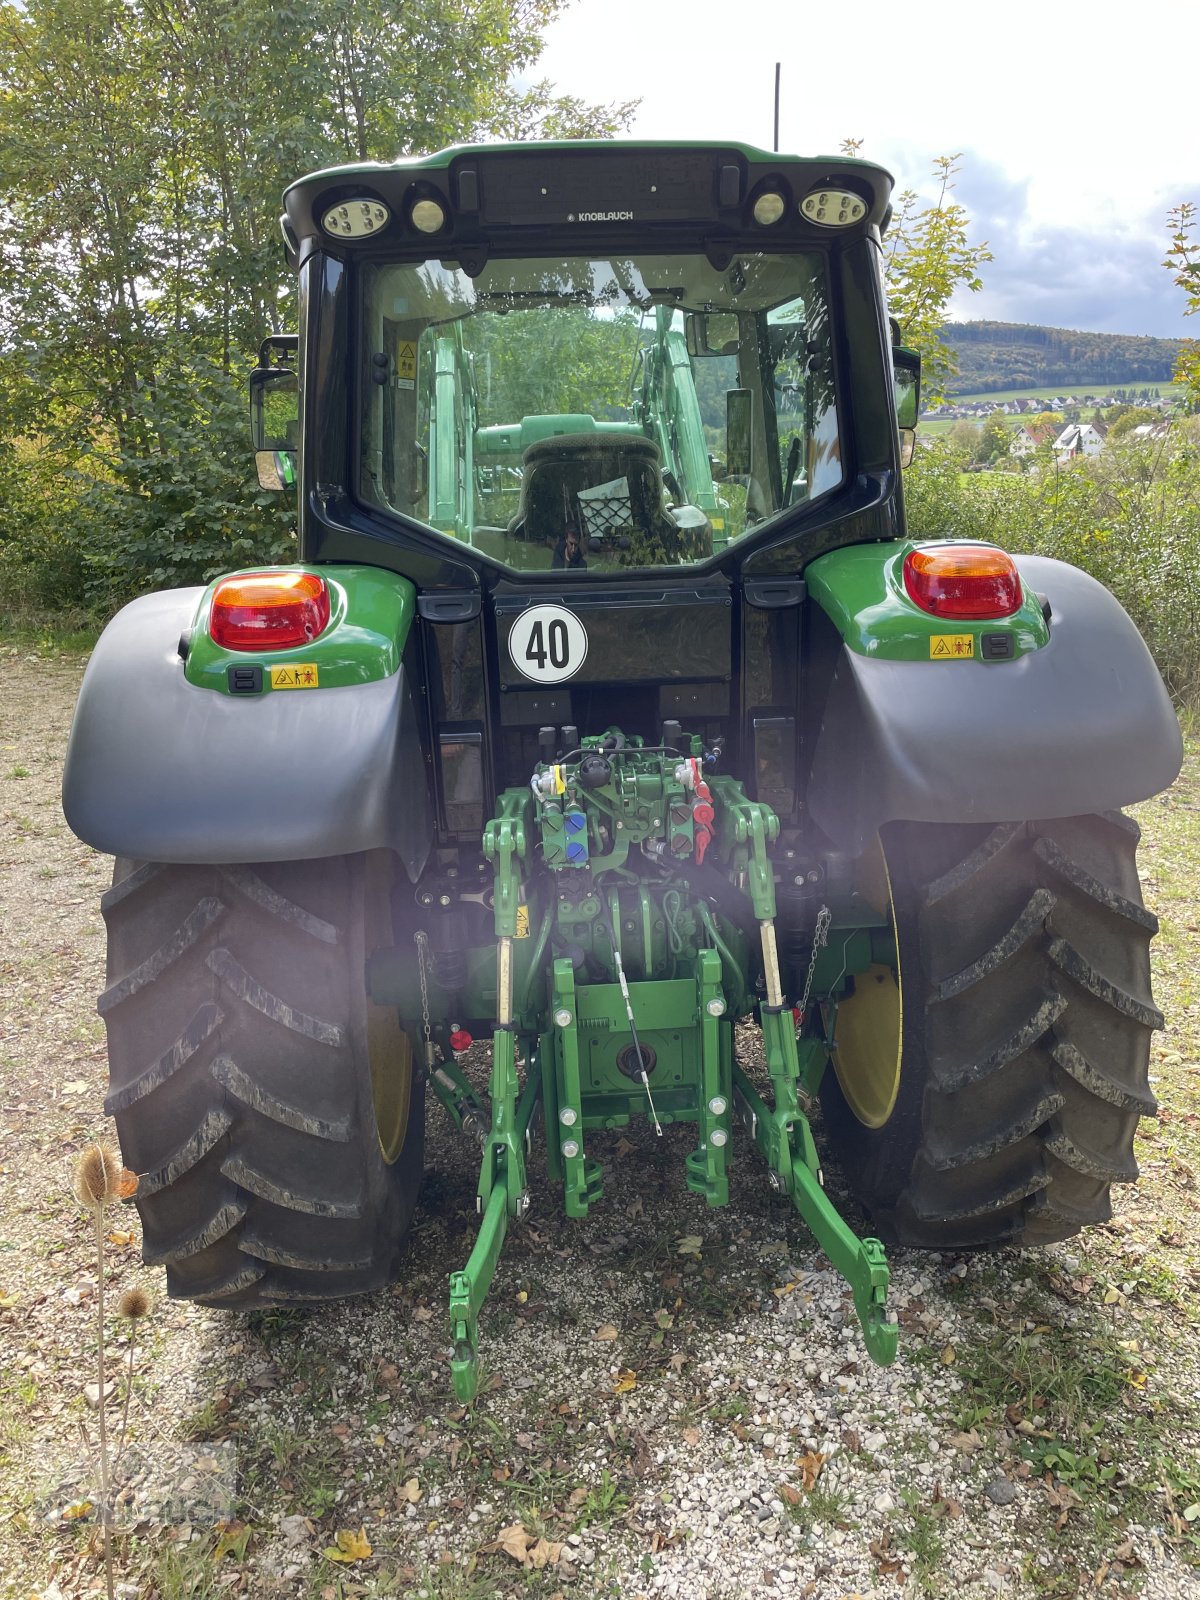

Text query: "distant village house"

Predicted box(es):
[1010, 423, 1058, 458]
[1053, 423, 1106, 460]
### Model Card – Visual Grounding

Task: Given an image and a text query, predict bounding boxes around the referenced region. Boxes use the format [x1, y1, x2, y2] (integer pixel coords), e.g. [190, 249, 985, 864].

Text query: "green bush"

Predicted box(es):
[82, 357, 296, 611]
[0, 358, 296, 626]
[0, 438, 92, 621]
[905, 424, 1200, 702]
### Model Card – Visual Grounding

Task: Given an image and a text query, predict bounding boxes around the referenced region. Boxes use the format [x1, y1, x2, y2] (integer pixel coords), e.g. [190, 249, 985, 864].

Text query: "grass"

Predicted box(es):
[957, 1317, 1128, 1439]
[1023, 1439, 1118, 1490]
[387, 1561, 514, 1600]
[140, 1533, 226, 1600]
[895, 1485, 946, 1590]
[946, 381, 1184, 407]
[286, 1452, 342, 1518]
[708, 1393, 752, 1423]
[788, 1472, 852, 1530]
[921, 415, 1016, 437]
[501, 1454, 575, 1507]
[179, 1398, 226, 1442]
[0, 1375, 38, 1459]
[575, 1466, 629, 1528]
[0, 609, 102, 654]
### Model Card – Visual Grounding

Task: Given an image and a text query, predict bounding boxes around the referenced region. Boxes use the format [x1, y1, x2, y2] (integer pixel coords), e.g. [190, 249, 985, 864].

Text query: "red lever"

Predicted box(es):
[692, 769, 715, 865]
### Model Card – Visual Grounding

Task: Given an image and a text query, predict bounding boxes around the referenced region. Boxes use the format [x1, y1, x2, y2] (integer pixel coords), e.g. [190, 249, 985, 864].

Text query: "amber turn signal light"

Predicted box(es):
[210, 571, 331, 652]
[903, 544, 1023, 621]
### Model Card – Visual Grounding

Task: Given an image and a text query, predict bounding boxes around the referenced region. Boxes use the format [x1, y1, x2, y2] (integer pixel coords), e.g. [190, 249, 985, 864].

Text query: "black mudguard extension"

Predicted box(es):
[807, 554, 1183, 855]
[62, 589, 433, 878]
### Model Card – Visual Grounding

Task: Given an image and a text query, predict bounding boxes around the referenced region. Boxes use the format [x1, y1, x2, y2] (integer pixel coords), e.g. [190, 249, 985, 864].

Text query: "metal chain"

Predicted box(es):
[414, 931, 434, 1066]
[797, 904, 832, 1022]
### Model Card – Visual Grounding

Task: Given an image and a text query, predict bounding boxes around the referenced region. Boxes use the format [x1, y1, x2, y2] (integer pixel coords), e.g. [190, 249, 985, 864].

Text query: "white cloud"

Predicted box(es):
[537, 0, 1199, 336]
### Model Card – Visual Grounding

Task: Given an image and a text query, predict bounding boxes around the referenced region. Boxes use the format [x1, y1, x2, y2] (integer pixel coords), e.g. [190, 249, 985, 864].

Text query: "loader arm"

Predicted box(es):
[640, 306, 721, 535]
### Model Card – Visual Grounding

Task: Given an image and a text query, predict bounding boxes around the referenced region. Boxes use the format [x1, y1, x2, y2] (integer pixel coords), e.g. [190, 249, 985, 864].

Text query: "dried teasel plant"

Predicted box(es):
[115, 1287, 152, 1465]
[72, 1140, 124, 1210]
[116, 1287, 150, 1321]
[71, 1141, 139, 1600]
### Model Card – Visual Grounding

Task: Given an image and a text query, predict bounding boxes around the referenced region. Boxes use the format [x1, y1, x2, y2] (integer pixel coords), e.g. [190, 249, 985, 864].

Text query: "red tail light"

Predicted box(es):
[210, 571, 331, 651]
[903, 544, 1023, 620]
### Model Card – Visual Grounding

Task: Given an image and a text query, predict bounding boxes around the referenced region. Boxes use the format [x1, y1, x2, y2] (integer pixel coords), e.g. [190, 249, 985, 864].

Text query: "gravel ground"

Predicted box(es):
[2, 641, 1200, 1600]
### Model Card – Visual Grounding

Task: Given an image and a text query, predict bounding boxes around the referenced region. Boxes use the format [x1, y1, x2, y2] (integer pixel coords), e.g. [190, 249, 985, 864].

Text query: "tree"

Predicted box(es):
[464, 305, 642, 424]
[977, 413, 1011, 464]
[947, 420, 981, 459]
[1031, 411, 1065, 434]
[843, 143, 992, 406]
[1107, 406, 1156, 441]
[0, 0, 635, 608]
[1165, 202, 1200, 408]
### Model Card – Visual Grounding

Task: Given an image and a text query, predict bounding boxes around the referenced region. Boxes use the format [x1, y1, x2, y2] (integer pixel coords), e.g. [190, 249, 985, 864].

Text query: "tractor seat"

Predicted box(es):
[508, 433, 683, 555]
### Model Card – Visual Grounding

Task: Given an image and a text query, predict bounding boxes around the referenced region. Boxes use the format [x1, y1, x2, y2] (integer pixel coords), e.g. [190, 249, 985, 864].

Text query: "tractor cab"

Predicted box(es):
[253, 144, 896, 589]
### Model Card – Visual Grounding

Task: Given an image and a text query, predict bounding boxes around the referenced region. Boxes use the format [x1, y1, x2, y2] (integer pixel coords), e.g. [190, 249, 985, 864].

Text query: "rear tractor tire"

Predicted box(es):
[99, 854, 424, 1306]
[821, 813, 1160, 1249]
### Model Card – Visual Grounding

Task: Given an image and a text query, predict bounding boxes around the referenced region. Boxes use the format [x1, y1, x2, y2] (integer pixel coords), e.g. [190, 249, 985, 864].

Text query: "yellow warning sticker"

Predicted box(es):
[396, 341, 417, 382]
[270, 663, 320, 689]
[929, 634, 974, 660]
[515, 903, 531, 939]
[710, 516, 725, 532]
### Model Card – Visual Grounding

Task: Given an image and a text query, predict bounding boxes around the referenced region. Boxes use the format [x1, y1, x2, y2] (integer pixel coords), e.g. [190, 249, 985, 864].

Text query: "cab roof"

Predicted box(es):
[281, 139, 895, 263]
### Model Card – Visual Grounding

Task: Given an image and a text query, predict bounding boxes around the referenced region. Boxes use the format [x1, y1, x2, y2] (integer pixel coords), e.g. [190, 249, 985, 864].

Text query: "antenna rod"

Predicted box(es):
[773, 62, 781, 152]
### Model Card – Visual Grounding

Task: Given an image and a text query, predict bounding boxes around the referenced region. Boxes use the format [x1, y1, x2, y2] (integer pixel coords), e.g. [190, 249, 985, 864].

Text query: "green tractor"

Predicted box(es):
[63, 141, 1183, 1401]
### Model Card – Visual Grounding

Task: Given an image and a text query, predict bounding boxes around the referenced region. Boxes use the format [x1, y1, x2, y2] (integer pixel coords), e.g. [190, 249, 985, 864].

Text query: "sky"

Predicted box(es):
[536, 0, 1199, 339]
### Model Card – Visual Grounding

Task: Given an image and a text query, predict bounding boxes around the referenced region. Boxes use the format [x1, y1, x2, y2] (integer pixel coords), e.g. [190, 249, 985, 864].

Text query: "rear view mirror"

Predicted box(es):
[250, 367, 299, 450]
[893, 345, 921, 470]
[250, 334, 299, 491]
[893, 345, 920, 429]
[726, 389, 752, 478]
[255, 450, 297, 490]
[686, 312, 741, 357]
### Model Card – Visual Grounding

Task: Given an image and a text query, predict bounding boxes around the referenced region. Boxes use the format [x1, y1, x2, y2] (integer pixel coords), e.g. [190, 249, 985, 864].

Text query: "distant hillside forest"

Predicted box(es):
[941, 321, 1183, 395]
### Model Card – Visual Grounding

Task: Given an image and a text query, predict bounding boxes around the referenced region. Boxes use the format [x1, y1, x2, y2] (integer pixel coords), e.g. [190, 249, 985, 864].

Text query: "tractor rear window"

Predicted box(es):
[358, 252, 839, 572]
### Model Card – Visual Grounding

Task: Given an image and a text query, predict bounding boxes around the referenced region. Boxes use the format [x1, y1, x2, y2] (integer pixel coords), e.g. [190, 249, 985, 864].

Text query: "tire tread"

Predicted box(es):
[99, 856, 423, 1309]
[98, 898, 225, 1013]
[205, 948, 345, 1045]
[103, 1002, 224, 1113]
[822, 812, 1161, 1250]
[209, 1054, 352, 1140]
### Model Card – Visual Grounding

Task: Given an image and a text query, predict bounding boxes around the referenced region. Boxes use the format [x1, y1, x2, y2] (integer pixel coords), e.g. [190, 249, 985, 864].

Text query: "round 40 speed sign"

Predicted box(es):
[507, 604, 589, 684]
